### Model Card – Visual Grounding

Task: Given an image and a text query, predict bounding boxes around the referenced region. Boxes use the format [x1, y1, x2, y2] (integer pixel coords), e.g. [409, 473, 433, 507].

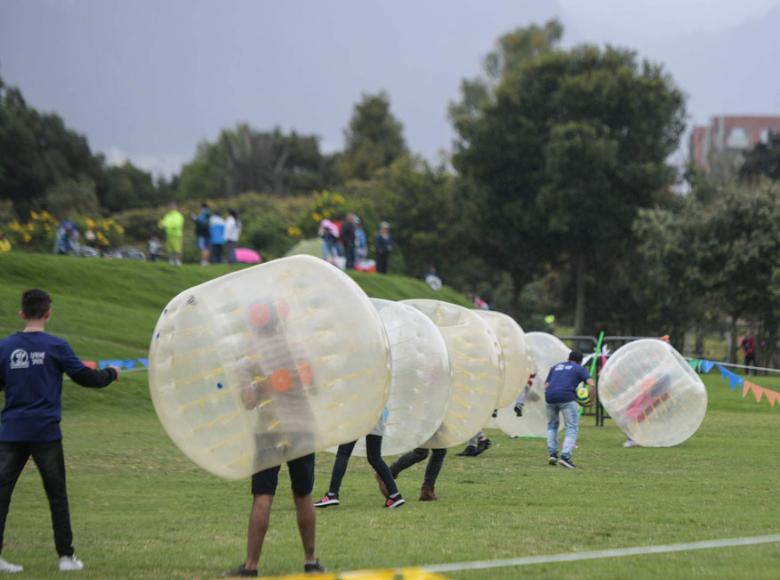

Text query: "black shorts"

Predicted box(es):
[251, 453, 315, 496]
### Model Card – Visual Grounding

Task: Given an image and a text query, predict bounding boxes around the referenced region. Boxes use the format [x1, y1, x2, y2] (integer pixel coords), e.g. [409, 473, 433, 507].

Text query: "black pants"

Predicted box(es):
[328, 435, 398, 496]
[211, 244, 224, 263]
[376, 252, 389, 274]
[345, 245, 355, 270]
[0, 441, 74, 557]
[390, 448, 447, 489]
[744, 354, 756, 375]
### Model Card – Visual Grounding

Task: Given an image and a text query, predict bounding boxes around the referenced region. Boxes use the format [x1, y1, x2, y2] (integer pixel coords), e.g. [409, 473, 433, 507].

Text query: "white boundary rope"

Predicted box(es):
[421, 534, 780, 574]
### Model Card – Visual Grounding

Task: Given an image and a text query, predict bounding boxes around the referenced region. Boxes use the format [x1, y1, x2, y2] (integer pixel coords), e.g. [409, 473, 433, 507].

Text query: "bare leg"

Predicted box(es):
[292, 494, 316, 561]
[245, 494, 273, 570]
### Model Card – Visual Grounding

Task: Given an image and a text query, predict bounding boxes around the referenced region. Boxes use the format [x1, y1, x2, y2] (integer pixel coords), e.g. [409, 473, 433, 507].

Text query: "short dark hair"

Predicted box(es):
[22, 289, 52, 319]
[568, 351, 583, 364]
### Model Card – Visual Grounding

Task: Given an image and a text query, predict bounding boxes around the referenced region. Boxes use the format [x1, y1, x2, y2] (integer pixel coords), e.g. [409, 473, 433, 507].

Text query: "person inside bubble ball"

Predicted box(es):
[624, 334, 670, 449]
[225, 298, 325, 577]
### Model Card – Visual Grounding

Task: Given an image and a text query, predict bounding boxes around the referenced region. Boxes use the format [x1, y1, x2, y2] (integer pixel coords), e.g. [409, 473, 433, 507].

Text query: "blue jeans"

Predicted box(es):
[546, 400, 579, 459]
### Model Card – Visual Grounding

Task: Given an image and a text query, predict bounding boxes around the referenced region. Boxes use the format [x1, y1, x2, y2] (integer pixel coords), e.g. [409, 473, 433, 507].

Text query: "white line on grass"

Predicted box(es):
[421, 534, 780, 574]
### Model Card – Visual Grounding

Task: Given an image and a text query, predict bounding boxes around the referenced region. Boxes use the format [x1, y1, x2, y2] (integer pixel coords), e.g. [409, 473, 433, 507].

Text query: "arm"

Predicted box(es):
[69, 366, 120, 389]
[58, 341, 120, 389]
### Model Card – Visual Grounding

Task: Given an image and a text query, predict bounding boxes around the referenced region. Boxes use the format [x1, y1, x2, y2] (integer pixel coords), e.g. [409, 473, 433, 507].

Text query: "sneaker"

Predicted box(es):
[384, 493, 405, 509]
[456, 445, 478, 457]
[313, 493, 340, 508]
[0, 557, 23, 573]
[419, 485, 438, 501]
[548, 454, 558, 466]
[58, 555, 84, 572]
[559, 456, 577, 469]
[374, 472, 390, 498]
[474, 438, 492, 456]
[223, 563, 258, 577]
[304, 560, 326, 574]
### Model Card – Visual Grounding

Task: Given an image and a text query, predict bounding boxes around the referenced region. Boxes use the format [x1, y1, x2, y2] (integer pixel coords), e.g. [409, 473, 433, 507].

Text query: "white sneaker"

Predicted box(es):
[59, 555, 84, 571]
[0, 556, 23, 573]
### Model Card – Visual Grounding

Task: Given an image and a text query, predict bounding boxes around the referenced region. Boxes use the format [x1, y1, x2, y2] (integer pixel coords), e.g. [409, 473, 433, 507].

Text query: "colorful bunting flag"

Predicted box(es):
[714, 363, 778, 409]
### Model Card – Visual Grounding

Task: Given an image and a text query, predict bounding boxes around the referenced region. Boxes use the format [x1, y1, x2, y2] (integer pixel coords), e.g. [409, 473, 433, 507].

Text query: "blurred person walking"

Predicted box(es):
[225, 210, 242, 264]
[159, 203, 184, 266]
[375, 222, 393, 274]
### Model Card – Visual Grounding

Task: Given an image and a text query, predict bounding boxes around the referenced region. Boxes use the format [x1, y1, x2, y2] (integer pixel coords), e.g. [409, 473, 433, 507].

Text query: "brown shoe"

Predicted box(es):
[375, 472, 389, 499]
[419, 485, 438, 501]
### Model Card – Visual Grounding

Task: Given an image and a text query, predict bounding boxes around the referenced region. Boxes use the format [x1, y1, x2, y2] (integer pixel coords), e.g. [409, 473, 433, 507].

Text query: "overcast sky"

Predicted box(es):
[1, 0, 779, 176]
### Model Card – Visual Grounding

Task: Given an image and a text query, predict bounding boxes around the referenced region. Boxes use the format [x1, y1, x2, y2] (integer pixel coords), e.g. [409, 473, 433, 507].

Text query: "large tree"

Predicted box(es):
[0, 77, 104, 218]
[453, 29, 685, 331]
[178, 124, 328, 199]
[338, 92, 407, 181]
[450, 21, 564, 317]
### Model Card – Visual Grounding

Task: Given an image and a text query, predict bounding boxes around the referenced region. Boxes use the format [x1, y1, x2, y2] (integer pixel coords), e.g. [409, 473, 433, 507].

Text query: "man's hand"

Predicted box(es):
[109, 366, 121, 380]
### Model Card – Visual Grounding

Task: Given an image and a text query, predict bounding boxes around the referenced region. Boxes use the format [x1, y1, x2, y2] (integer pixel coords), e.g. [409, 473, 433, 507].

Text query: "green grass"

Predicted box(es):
[1, 253, 779, 579]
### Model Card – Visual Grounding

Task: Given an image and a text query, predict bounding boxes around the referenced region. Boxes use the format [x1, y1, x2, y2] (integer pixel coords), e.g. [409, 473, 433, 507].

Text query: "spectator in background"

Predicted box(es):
[209, 212, 226, 264]
[341, 214, 357, 270]
[424, 266, 442, 291]
[53, 221, 76, 256]
[741, 332, 756, 375]
[375, 222, 393, 274]
[318, 219, 340, 264]
[159, 203, 184, 266]
[147, 236, 162, 262]
[354, 218, 367, 263]
[225, 210, 242, 264]
[193, 203, 211, 266]
[0, 233, 11, 253]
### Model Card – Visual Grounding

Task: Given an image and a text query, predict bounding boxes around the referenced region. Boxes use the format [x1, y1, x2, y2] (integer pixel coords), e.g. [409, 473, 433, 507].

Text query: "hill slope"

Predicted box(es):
[0, 252, 471, 360]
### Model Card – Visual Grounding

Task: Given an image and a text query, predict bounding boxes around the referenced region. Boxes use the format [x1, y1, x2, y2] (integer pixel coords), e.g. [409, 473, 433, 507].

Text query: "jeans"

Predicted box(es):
[0, 441, 74, 557]
[328, 435, 397, 496]
[390, 448, 447, 489]
[210, 244, 223, 263]
[226, 241, 238, 264]
[546, 400, 579, 459]
[345, 245, 355, 270]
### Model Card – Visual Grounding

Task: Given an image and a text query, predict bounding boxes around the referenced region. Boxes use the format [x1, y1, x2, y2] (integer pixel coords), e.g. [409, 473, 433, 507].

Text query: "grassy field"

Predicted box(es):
[0, 253, 779, 579]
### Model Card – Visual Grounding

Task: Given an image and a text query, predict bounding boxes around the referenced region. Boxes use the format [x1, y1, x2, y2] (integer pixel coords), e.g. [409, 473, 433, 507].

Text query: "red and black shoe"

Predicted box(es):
[384, 493, 406, 509]
[313, 493, 340, 508]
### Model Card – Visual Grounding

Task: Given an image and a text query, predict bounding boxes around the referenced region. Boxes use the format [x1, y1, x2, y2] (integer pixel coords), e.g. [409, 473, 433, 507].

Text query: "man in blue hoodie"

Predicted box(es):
[545, 351, 594, 469]
[0, 289, 120, 573]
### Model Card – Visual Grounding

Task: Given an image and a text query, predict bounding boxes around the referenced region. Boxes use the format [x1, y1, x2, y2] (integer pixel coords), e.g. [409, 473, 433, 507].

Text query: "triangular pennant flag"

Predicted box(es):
[729, 370, 744, 391]
[766, 389, 779, 408]
[745, 381, 764, 403]
[701, 360, 714, 373]
[742, 381, 752, 398]
[123, 359, 136, 370]
[137, 358, 149, 368]
[688, 358, 699, 370]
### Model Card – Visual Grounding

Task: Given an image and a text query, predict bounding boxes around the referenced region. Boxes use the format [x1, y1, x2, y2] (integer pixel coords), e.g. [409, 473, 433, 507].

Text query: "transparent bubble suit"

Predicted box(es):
[350, 299, 453, 457]
[402, 299, 504, 448]
[148, 255, 391, 479]
[598, 339, 707, 447]
[474, 311, 534, 408]
[495, 332, 570, 438]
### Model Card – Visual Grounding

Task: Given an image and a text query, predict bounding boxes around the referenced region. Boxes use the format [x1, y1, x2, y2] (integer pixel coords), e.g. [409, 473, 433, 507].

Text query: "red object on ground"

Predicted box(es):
[355, 259, 376, 273]
[235, 247, 262, 264]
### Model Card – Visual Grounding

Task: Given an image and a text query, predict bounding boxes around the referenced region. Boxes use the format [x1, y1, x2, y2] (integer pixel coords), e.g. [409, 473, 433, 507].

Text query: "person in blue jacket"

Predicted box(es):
[544, 351, 594, 469]
[0, 289, 120, 573]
